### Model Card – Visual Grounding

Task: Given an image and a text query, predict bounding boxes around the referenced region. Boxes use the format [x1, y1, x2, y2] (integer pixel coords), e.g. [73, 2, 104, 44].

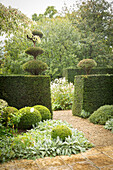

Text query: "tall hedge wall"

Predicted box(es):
[0, 75, 52, 117]
[72, 74, 113, 116]
[63, 68, 113, 83]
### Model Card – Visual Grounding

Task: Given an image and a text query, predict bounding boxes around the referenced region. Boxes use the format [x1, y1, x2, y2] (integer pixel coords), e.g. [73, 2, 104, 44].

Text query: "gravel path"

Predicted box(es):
[53, 110, 113, 146]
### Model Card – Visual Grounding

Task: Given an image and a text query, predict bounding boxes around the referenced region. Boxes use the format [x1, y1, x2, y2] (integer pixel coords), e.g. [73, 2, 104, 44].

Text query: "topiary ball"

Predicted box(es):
[25, 47, 44, 58]
[18, 107, 42, 130]
[1, 106, 18, 126]
[34, 105, 51, 121]
[23, 60, 48, 75]
[77, 59, 97, 74]
[51, 125, 72, 141]
[32, 30, 43, 38]
[89, 105, 113, 125]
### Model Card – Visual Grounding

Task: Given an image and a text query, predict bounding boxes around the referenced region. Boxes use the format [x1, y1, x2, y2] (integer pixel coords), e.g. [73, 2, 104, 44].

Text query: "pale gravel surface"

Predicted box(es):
[53, 110, 113, 146]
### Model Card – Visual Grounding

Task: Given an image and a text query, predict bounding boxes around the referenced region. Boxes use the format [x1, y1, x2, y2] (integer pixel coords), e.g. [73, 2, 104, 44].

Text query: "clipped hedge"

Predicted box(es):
[0, 75, 52, 117]
[63, 68, 113, 83]
[72, 74, 113, 116]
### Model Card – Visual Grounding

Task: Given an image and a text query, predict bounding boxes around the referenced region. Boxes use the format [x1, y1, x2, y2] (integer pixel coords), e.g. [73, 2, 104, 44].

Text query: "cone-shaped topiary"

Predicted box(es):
[23, 29, 48, 75]
[34, 105, 51, 121]
[51, 125, 72, 141]
[18, 107, 42, 130]
[77, 59, 97, 75]
[89, 105, 113, 125]
[23, 60, 48, 75]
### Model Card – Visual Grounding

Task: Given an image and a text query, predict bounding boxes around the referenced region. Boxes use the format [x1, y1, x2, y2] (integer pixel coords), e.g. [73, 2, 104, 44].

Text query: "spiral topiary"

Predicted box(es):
[51, 125, 72, 141]
[89, 105, 113, 125]
[34, 105, 51, 121]
[23, 29, 48, 75]
[18, 107, 42, 129]
[77, 59, 97, 75]
[1, 106, 18, 127]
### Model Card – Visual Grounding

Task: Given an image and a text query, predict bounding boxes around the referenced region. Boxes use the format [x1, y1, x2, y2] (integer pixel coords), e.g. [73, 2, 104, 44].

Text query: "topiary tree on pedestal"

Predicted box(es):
[23, 30, 48, 75]
[77, 59, 97, 75]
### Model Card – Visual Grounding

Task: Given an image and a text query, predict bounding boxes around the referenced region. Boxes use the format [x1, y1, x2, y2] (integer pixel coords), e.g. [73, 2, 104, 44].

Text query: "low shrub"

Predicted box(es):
[80, 110, 91, 119]
[51, 78, 74, 110]
[18, 107, 42, 129]
[34, 105, 51, 121]
[104, 119, 113, 133]
[51, 125, 72, 141]
[1, 106, 18, 127]
[89, 105, 113, 125]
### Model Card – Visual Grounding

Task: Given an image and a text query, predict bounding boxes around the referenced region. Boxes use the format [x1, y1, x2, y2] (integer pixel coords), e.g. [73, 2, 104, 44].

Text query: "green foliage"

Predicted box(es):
[32, 30, 43, 38]
[89, 105, 113, 125]
[104, 119, 113, 133]
[1, 106, 19, 127]
[72, 75, 113, 116]
[80, 110, 91, 119]
[51, 78, 74, 110]
[51, 125, 72, 141]
[34, 105, 51, 121]
[77, 59, 97, 74]
[25, 47, 44, 58]
[0, 120, 94, 163]
[0, 99, 8, 110]
[0, 75, 52, 114]
[18, 107, 42, 130]
[23, 60, 48, 75]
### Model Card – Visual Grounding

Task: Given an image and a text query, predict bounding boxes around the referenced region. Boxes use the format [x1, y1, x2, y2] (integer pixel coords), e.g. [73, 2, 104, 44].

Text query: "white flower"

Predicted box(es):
[30, 107, 34, 113]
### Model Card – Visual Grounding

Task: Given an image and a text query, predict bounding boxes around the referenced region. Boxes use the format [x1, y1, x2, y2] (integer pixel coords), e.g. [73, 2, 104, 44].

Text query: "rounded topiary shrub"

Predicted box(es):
[23, 60, 48, 75]
[89, 105, 113, 125]
[18, 107, 42, 130]
[0, 99, 8, 110]
[1, 106, 18, 126]
[51, 125, 72, 141]
[32, 30, 43, 38]
[34, 105, 51, 121]
[25, 47, 44, 58]
[77, 59, 97, 74]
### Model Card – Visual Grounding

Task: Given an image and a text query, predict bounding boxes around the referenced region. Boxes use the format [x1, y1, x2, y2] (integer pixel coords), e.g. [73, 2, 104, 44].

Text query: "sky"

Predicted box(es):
[1, 0, 113, 19]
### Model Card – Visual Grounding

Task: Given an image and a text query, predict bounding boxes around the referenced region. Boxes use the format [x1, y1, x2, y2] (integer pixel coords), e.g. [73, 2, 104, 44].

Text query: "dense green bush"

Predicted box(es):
[23, 60, 48, 75]
[25, 47, 44, 57]
[51, 125, 72, 141]
[89, 105, 113, 125]
[34, 105, 51, 121]
[1, 106, 18, 127]
[0, 99, 8, 110]
[18, 107, 42, 129]
[51, 78, 74, 110]
[77, 59, 97, 75]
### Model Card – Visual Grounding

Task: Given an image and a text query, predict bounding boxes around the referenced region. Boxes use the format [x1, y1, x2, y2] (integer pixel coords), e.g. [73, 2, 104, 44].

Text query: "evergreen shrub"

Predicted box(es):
[18, 107, 42, 129]
[89, 105, 113, 125]
[34, 105, 51, 121]
[51, 125, 72, 141]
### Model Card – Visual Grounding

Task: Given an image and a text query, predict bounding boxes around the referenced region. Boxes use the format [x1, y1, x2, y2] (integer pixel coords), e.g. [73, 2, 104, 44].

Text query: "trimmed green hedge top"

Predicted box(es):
[72, 74, 113, 116]
[63, 68, 113, 83]
[0, 75, 52, 116]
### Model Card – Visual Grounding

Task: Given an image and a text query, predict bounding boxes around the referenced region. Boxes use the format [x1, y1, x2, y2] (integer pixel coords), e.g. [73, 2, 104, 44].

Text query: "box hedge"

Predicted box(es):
[72, 74, 113, 116]
[0, 75, 52, 117]
[63, 68, 113, 83]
